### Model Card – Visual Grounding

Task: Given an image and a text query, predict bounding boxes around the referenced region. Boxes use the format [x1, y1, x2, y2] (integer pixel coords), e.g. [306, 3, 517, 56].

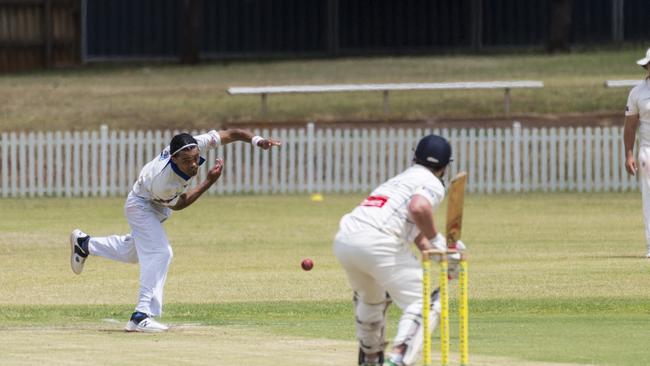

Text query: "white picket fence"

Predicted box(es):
[0, 123, 638, 197]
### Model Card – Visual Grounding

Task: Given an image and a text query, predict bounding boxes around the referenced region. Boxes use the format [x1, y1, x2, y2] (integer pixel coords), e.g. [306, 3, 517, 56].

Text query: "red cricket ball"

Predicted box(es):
[301, 258, 314, 271]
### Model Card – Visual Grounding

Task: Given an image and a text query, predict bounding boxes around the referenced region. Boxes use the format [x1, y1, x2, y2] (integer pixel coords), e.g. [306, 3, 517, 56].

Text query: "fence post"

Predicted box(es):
[18, 132, 27, 197]
[37, 132, 44, 196]
[45, 131, 53, 196]
[81, 131, 89, 197]
[0, 133, 6, 197]
[261, 93, 268, 119]
[100, 124, 108, 197]
[307, 122, 315, 193]
[513, 122, 522, 192]
[28, 132, 36, 197]
[383, 90, 390, 116]
[64, 131, 72, 197]
[486, 128, 494, 193]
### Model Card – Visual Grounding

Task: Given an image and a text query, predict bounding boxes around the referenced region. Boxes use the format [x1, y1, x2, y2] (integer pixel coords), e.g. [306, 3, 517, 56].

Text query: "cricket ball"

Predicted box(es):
[301, 258, 314, 271]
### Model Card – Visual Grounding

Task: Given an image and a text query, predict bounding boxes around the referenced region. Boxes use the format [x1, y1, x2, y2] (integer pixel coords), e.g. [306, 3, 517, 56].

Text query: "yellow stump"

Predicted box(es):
[422, 256, 432, 366]
[439, 259, 449, 366]
[459, 259, 469, 366]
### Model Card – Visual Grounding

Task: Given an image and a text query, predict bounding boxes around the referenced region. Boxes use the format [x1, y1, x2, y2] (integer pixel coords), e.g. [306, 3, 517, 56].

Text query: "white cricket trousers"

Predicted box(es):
[334, 231, 423, 309]
[88, 193, 173, 317]
[334, 229, 438, 359]
[638, 147, 650, 255]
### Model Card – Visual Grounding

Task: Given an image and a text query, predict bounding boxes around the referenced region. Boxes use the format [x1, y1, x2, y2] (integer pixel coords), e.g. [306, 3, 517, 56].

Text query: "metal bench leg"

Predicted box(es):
[261, 93, 268, 119]
[383, 90, 389, 117]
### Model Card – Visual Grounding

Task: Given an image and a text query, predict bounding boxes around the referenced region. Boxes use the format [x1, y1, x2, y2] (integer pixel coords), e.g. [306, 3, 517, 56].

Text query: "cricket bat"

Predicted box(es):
[446, 171, 467, 248]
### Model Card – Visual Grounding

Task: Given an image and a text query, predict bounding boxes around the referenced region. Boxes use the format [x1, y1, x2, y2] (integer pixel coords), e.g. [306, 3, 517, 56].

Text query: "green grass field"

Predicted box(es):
[0, 192, 649, 365]
[1, 46, 649, 131]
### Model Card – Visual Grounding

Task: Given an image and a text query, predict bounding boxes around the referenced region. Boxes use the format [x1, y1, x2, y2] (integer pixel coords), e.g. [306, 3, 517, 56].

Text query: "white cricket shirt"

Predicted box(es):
[338, 164, 446, 245]
[626, 79, 650, 147]
[131, 130, 221, 207]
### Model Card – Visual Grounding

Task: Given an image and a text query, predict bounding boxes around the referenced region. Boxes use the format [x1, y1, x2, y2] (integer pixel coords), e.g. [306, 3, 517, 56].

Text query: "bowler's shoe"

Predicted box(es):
[69, 229, 90, 274]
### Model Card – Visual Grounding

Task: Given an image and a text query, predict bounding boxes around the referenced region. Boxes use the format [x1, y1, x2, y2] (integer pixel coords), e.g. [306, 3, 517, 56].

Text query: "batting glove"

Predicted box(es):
[429, 232, 447, 252]
[448, 240, 466, 280]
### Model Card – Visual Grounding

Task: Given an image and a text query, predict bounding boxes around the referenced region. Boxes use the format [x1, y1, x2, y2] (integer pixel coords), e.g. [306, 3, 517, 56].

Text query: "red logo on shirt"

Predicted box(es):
[361, 195, 389, 208]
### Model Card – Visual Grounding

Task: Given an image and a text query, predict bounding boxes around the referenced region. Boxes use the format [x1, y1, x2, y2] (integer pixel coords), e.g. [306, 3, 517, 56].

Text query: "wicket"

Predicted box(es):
[421, 251, 469, 366]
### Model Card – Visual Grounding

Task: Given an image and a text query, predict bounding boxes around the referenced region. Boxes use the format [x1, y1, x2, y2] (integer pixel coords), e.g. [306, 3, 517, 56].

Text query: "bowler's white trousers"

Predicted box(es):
[637, 147, 650, 255]
[88, 192, 173, 316]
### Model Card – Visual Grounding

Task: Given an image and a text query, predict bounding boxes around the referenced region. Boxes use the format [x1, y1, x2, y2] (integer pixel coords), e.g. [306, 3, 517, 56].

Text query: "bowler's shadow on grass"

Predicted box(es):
[610, 255, 648, 259]
[97, 329, 128, 333]
[97, 329, 175, 334]
[97, 325, 193, 333]
[584, 255, 645, 260]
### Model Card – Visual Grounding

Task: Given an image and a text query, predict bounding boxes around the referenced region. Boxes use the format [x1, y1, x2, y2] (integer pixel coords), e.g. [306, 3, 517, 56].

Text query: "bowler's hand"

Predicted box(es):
[257, 138, 282, 150]
[207, 158, 224, 183]
[625, 155, 637, 176]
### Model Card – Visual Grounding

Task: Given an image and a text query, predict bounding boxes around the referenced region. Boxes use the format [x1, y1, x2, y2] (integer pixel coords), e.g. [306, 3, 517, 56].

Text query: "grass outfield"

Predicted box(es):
[1, 46, 649, 131]
[0, 192, 649, 365]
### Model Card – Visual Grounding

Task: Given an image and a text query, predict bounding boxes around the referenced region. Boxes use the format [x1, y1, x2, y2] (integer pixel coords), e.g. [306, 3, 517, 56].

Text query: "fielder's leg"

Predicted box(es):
[638, 147, 650, 257]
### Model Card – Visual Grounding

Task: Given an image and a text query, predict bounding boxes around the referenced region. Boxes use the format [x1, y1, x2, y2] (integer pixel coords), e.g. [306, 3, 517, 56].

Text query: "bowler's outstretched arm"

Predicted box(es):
[217, 128, 282, 149]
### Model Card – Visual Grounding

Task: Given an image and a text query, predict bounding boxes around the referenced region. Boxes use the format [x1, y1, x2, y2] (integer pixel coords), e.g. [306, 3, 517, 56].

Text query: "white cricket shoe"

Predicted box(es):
[69, 229, 90, 275]
[124, 317, 169, 333]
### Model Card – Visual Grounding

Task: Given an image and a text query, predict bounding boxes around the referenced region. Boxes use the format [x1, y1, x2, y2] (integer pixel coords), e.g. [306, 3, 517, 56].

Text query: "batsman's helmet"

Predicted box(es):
[413, 134, 452, 169]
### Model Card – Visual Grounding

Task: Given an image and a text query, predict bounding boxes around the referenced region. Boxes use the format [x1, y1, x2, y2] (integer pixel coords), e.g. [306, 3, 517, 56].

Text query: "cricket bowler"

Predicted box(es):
[69, 128, 280, 332]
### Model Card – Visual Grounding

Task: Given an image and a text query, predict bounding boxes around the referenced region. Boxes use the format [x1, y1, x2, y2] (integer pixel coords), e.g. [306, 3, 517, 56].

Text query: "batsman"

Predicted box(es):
[333, 134, 467, 366]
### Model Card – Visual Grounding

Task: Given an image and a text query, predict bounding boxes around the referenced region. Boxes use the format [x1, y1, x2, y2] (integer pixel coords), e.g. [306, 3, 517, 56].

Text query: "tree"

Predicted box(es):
[547, 0, 572, 53]
[180, 0, 201, 64]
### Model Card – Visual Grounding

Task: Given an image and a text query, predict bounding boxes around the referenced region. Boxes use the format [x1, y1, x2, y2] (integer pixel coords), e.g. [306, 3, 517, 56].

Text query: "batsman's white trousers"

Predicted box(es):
[334, 230, 422, 309]
[638, 147, 650, 255]
[88, 193, 173, 317]
[334, 230, 431, 349]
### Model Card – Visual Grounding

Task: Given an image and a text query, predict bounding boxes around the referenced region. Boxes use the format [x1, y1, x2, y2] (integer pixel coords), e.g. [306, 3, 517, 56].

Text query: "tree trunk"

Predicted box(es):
[547, 0, 572, 53]
[180, 0, 201, 64]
